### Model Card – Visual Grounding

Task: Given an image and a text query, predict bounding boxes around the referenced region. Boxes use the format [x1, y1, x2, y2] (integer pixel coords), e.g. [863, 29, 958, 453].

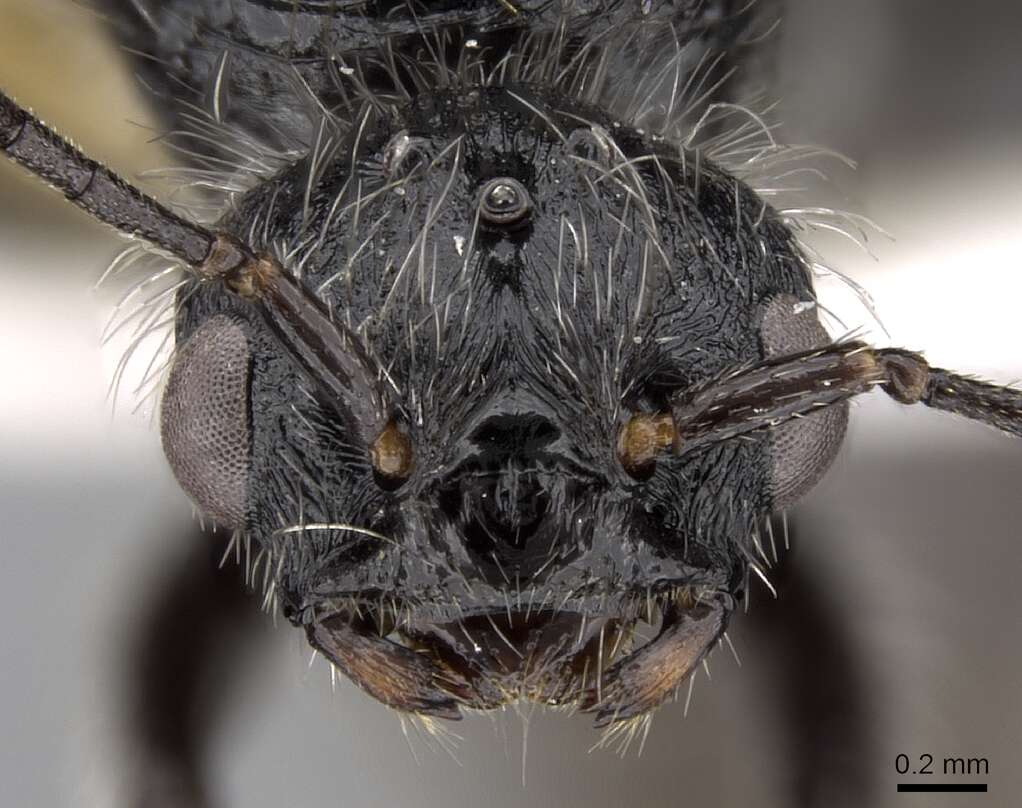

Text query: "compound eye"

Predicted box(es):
[160, 315, 251, 529]
[479, 177, 531, 226]
[759, 294, 848, 509]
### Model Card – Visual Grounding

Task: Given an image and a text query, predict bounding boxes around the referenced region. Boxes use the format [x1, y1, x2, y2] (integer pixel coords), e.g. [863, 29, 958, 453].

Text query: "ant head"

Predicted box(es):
[158, 87, 846, 714]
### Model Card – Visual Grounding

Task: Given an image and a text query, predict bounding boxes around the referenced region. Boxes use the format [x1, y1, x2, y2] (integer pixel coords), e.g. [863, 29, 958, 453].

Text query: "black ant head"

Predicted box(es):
[2, 0, 1018, 736]
[159, 87, 846, 718]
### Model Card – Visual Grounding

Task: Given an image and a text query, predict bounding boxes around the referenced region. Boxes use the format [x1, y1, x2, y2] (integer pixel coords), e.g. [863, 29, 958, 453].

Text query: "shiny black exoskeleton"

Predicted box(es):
[115, 0, 847, 721]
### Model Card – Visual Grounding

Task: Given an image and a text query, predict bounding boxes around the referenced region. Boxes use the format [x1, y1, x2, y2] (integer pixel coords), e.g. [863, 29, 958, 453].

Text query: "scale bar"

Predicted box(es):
[897, 783, 987, 793]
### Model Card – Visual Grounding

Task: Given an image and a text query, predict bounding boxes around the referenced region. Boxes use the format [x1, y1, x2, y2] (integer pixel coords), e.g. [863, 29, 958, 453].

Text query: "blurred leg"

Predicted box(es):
[120, 526, 261, 808]
[747, 517, 876, 807]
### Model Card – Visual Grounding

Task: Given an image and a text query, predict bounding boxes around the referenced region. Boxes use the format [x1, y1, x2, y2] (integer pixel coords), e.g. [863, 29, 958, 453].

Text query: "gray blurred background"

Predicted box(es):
[1, 1, 1019, 806]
